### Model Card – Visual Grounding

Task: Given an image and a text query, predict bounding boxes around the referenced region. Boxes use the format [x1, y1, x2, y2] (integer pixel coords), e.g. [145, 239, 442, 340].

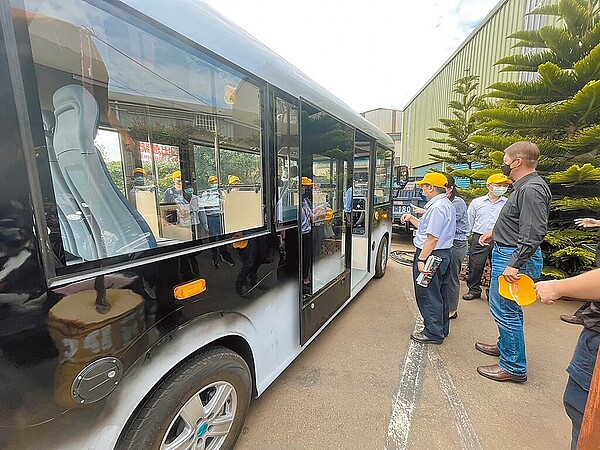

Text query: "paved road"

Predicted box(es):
[234, 234, 582, 449]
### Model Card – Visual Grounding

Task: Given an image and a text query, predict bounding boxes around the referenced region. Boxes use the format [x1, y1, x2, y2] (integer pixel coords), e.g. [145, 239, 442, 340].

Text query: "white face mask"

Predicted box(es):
[492, 186, 508, 196]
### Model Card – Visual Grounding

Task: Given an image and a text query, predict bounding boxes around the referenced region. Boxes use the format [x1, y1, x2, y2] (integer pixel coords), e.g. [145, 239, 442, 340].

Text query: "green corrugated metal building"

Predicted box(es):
[400, 0, 547, 171]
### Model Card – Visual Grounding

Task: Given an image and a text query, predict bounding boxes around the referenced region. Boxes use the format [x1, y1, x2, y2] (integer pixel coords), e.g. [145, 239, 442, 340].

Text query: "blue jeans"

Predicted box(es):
[564, 328, 600, 450]
[489, 245, 543, 375]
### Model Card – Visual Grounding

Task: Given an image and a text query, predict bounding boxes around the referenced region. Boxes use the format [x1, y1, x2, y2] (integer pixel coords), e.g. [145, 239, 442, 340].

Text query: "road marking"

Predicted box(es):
[385, 294, 426, 450]
[386, 285, 483, 450]
[428, 349, 484, 450]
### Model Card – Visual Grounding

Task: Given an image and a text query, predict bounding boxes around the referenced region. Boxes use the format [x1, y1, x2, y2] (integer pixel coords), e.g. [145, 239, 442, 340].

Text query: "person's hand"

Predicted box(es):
[417, 260, 431, 275]
[479, 230, 493, 246]
[401, 213, 413, 224]
[410, 204, 426, 215]
[502, 266, 520, 283]
[535, 280, 561, 305]
[574, 218, 600, 228]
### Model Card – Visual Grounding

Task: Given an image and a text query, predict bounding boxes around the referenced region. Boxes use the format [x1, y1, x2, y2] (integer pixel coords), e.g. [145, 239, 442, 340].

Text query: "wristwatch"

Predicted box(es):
[418, 258, 427, 262]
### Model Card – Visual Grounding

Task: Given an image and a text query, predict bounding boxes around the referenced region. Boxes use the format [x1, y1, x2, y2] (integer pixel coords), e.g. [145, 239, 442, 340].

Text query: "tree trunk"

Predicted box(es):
[578, 346, 600, 450]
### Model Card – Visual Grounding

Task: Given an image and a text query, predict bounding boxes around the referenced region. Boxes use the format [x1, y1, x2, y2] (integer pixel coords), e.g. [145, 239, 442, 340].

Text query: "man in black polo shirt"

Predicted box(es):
[535, 270, 600, 450]
[476, 141, 551, 382]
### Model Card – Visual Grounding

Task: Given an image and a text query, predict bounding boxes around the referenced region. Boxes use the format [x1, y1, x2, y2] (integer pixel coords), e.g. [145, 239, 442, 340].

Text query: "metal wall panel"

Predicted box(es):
[401, 0, 531, 169]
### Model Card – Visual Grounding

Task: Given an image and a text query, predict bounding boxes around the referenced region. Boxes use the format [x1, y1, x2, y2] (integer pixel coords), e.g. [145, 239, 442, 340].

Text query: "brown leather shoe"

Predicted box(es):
[477, 364, 527, 383]
[560, 314, 583, 325]
[475, 342, 500, 357]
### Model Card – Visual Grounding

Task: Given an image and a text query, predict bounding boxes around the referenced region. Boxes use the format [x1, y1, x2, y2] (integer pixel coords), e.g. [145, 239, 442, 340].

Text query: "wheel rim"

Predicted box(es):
[380, 240, 388, 273]
[160, 381, 238, 450]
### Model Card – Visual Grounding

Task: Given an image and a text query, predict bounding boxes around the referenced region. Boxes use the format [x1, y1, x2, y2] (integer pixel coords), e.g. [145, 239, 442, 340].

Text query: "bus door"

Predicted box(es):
[351, 133, 373, 289]
[299, 101, 353, 344]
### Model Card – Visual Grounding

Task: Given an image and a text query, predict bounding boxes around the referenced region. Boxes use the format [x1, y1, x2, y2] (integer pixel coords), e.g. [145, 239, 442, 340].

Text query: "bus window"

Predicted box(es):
[275, 96, 299, 227]
[21, 0, 264, 268]
[374, 146, 393, 206]
[301, 103, 353, 294]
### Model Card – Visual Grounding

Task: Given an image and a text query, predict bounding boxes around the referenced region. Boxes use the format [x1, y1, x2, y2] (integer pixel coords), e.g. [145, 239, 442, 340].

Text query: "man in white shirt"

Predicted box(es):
[463, 173, 512, 300]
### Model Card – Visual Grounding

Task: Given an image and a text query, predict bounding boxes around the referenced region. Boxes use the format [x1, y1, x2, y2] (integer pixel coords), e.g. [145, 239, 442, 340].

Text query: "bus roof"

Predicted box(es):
[122, 0, 394, 149]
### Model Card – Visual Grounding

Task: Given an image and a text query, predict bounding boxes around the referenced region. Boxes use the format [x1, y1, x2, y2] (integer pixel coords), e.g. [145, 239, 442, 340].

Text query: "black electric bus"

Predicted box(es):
[0, 1, 394, 448]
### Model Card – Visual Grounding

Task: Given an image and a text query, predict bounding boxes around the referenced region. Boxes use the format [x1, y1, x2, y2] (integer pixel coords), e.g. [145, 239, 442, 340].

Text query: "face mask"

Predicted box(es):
[492, 186, 508, 196]
[184, 188, 194, 195]
[134, 176, 144, 186]
[420, 193, 427, 202]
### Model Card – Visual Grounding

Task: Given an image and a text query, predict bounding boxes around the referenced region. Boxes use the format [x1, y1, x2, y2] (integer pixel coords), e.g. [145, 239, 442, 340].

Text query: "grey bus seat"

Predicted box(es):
[45, 84, 156, 262]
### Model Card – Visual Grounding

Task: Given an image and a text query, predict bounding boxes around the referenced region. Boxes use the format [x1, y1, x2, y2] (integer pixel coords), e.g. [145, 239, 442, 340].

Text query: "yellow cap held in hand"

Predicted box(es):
[498, 274, 537, 306]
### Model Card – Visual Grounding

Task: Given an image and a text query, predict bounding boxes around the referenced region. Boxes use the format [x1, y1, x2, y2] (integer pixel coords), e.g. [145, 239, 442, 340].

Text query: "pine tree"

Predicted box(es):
[428, 73, 499, 200]
[470, 0, 600, 277]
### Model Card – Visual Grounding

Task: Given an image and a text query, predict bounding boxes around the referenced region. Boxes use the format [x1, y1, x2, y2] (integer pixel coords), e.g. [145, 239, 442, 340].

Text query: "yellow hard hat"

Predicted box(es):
[415, 172, 448, 188]
[301, 176, 314, 186]
[487, 173, 512, 185]
[498, 274, 536, 306]
[133, 167, 145, 175]
[172, 170, 182, 180]
[325, 207, 334, 222]
[208, 175, 218, 183]
[228, 175, 241, 184]
[232, 239, 248, 249]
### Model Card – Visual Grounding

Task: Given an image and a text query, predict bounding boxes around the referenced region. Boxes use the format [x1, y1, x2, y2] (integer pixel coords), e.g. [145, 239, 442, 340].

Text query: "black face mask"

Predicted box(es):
[501, 162, 512, 177]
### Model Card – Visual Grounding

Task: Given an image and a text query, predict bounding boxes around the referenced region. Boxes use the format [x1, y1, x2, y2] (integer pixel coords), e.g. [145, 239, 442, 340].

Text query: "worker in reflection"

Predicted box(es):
[163, 170, 184, 204]
[183, 181, 208, 240]
[228, 175, 241, 190]
[301, 176, 313, 289]
[232, 233, 265, 296]
[200, 175, 235, 268]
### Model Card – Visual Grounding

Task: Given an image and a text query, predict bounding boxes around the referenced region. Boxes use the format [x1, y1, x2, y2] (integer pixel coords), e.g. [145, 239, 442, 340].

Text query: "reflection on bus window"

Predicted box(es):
[23, 0, 265, 266]
[374, 146, 393, 205]
[275, 97, 299, 226]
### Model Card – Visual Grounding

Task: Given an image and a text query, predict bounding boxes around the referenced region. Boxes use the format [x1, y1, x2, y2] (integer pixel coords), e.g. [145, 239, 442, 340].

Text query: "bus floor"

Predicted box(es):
[234, 233, 579, 450]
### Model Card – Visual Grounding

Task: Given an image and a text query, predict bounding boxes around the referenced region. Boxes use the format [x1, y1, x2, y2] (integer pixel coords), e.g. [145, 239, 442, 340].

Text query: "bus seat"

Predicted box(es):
[49, 84, 156, 262]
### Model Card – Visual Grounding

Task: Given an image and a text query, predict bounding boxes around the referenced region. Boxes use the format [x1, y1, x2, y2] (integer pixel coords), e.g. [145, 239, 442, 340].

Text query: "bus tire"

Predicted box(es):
[118, 346, 252, 450]
[374, 235, 389, 278]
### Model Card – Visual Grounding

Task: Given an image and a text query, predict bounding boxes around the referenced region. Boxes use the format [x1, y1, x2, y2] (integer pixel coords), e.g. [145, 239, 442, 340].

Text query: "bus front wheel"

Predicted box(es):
[118, 346, 252, 450]
[374, 236, 389, 278]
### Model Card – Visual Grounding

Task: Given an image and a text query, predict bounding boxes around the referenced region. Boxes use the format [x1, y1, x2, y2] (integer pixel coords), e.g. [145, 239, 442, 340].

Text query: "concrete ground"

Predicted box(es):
[234, 234, 583, 450]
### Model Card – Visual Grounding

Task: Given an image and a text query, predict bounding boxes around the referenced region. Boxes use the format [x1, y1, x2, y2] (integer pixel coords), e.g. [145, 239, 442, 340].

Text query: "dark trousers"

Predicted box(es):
[448, 240, 468, 311]
[207, 214, 232, 262]
[236, 241, 260, 289]
[302, 231, 312, 281]
[564, 328, 600, 450]
[466, 233, 492, 296]
[413, 248, 452, 341]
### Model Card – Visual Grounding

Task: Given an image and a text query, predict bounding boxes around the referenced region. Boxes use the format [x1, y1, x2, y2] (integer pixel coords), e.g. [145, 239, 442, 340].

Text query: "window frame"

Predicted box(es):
[13, 0, 271, 282]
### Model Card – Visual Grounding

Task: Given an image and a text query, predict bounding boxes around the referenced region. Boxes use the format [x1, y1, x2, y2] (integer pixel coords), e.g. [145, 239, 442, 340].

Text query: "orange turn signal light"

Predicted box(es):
[174, 279, 207, 300]
[382, 212, 389, 219]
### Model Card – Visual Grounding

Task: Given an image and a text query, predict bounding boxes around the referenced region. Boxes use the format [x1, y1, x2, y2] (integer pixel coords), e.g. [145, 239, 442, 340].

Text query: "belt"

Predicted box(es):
[496, 242, 517, 248]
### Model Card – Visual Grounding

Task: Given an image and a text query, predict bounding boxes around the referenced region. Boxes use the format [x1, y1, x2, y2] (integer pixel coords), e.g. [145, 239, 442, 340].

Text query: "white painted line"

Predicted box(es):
[428, 349, 484, 450]
[385, 295, 426, 450]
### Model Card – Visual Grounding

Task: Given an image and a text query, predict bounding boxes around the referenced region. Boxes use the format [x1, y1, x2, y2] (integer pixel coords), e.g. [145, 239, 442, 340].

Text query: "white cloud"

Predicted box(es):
[203, 0, 500, 112]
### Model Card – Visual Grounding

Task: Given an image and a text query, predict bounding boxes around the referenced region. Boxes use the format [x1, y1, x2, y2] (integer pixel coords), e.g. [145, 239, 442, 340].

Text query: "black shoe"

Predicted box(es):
[449, 311, 458, 320]
[410, 332, 443, 345]
[462, 293, 481, 301]
[219, 253, 235, 267]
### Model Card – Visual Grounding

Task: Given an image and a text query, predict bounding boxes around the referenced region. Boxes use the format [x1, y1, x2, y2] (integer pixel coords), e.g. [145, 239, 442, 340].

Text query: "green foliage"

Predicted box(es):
[474, 0, 600, 277]
[552, 196, 600, 211]
[106, 161, 125, 194]
[428, 73, 494, 182]
[548, 163, 600, 185]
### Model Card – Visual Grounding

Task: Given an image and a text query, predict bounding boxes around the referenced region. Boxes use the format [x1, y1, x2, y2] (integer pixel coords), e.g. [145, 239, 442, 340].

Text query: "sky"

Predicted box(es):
[202, 0, 502, 113]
